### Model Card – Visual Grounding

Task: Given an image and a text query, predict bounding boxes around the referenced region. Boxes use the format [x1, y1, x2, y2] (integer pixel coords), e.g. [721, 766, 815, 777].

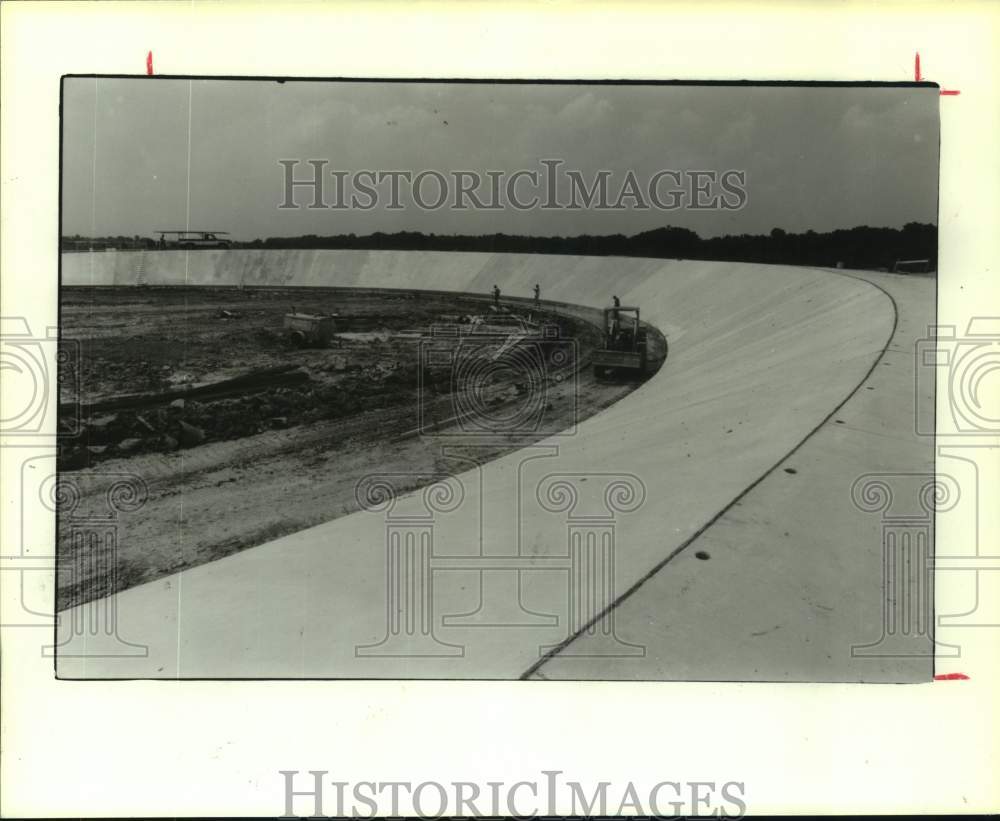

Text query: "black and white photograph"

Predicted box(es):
[3, 3, 999, 817]
[54, 77, 942, 681]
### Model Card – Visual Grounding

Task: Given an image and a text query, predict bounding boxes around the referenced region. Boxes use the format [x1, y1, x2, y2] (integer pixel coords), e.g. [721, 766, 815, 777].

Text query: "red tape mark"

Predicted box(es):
[934, 673, 970, 681]
[146, 51, 154, 76]
[916, 51, 960, 96]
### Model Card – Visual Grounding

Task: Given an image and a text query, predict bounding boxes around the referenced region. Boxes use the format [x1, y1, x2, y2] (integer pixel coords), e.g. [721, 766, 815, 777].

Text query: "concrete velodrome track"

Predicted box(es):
[57, 250, 933, 681]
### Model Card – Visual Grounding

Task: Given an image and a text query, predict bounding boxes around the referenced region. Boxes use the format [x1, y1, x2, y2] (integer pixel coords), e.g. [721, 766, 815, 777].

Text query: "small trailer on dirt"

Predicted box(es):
[283, 312, 336, 347]
[592, 305, 647, 378]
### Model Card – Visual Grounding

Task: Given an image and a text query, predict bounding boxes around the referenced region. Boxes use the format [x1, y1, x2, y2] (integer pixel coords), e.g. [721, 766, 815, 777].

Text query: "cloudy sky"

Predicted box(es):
[62, 78, 939, 241]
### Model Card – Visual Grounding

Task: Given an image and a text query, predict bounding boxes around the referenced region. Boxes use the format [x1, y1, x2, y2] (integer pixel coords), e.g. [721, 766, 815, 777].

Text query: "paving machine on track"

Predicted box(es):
[592, 305, 647, 378]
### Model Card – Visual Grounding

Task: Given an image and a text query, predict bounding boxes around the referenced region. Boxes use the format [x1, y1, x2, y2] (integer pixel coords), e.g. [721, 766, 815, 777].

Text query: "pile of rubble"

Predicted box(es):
[59, 399, 208, 469]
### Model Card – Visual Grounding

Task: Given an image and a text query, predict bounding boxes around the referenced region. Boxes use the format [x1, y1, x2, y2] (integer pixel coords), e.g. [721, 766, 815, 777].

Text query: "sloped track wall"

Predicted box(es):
[57, 250, 903, 680]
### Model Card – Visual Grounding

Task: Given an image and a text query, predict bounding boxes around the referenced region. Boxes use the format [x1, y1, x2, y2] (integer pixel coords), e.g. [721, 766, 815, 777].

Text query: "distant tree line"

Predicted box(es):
[250, 222, 936, 271]
[63, 222, 936, 271]
[61, 234, 157, 251]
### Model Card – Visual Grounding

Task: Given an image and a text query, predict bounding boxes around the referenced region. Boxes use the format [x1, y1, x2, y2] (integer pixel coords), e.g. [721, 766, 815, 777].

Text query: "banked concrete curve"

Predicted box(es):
[58, 250, 897, 679]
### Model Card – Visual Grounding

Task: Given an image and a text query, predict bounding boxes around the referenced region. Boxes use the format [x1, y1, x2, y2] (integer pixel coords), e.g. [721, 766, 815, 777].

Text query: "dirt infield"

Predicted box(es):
[58, 286, 662, 610]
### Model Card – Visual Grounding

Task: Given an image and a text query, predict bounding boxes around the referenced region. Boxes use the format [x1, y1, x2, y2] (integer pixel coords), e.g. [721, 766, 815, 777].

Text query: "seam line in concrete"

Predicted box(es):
[522, 272, 900, 680]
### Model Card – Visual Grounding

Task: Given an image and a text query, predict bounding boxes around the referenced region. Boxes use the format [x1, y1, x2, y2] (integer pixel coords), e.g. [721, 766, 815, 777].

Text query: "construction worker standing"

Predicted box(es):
[611, 294, 621, 343]
[533, 283, 541, 308]
[492, 284, 501, 309]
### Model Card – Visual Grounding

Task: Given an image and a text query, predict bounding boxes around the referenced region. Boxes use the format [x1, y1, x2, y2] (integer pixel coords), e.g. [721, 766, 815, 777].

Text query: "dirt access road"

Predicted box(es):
[58, 286, 664, 610]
